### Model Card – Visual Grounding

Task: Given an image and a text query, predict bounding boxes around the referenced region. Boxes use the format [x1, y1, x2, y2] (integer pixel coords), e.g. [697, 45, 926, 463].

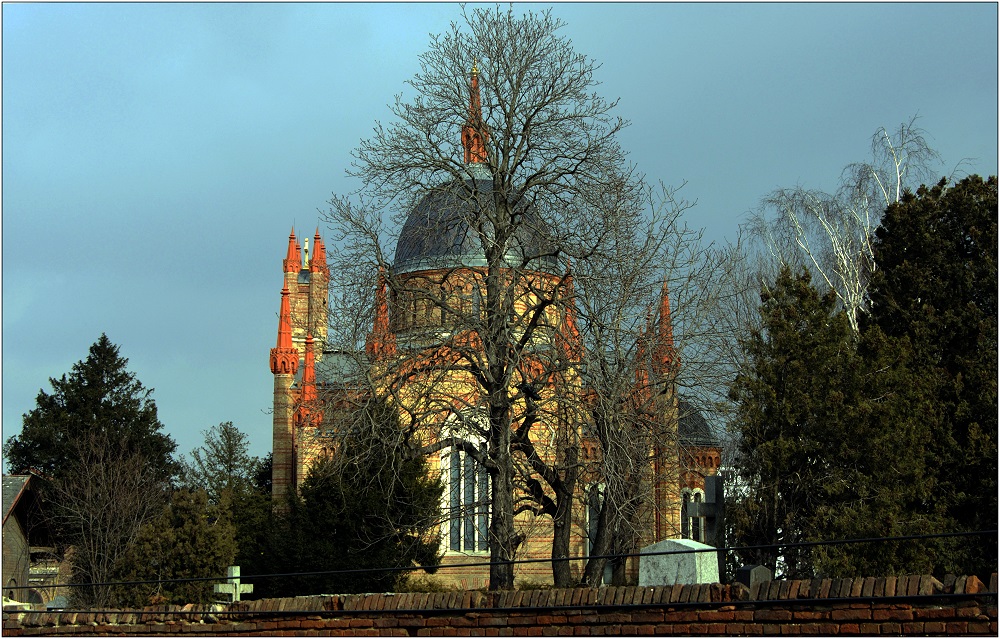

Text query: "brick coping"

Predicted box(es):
[2, 573, 995, 624]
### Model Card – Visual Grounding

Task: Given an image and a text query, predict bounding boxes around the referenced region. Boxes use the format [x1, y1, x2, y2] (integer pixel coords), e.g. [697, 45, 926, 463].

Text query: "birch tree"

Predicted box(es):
[748, 117, 943, 332]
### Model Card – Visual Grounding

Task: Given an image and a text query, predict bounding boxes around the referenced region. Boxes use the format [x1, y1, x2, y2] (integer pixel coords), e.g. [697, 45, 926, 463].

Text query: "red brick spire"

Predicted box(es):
[310, 228, 329, 276]
[283, 228, 302, 273]
[270, 284, 299, 375]
[462, 62, 489, 165]
[366, 269, 396, 359]
[652, 281, 679, 377]
[296, 334, 322, 427]
[558, 266, 583, 361]
[301, 334, 317, 402]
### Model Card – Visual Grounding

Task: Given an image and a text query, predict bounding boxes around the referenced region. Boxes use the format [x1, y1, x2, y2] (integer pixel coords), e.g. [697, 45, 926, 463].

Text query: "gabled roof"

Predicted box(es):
[2, 474, 31, 527]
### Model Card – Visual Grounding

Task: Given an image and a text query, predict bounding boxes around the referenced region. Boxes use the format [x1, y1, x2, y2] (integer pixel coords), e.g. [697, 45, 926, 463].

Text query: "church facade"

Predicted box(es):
[268, 67, 720, 589]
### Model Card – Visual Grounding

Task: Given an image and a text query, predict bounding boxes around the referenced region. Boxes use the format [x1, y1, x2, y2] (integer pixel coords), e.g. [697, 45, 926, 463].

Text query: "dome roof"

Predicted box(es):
[678, 399, 721, 448]
[393, 178, 562, 276]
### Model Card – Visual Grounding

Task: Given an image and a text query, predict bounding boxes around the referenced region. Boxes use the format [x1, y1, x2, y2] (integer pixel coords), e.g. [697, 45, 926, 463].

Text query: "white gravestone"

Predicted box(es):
[638, 538, 719, 586]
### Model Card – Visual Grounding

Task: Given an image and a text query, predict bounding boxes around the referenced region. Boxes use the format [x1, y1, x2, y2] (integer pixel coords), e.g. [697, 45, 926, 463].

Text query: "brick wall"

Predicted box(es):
[3, 573, 996, 636]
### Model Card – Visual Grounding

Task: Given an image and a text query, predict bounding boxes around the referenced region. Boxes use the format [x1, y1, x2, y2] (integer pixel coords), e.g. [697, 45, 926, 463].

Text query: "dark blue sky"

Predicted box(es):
[3, 3, 997, 461]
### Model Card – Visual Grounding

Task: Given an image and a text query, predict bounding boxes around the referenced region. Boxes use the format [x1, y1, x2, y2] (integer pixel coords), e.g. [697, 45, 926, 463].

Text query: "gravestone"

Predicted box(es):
[735, 564, 772, 589]
[214, 565, 253, 603]
[638, 538, 719, 586]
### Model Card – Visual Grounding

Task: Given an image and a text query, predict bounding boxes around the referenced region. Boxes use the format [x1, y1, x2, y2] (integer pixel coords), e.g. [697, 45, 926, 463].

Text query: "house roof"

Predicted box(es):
[2, 475, 30, 527]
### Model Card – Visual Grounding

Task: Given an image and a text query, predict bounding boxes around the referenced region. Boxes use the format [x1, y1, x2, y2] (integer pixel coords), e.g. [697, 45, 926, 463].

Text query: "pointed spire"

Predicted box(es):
[652, 281, 679, 376]
[462, 62, 489, 166]
[283, 228, 302, 273]
[310, 228, 328, 275]
[270, 284, 299, 376]
[301, 334, 317, 404]
[276, 285, 293, 350]
[366, 269, 396, 359]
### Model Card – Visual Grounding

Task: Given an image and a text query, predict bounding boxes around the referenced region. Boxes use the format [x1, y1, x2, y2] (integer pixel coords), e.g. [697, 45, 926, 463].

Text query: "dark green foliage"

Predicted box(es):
[180, 422, 257, 504]
[729, 267, 938, 578]
[116, 488, 237, 606]
[179, 424, 273, 585]
[866, 175, 998, 575]
[229, 454, 272, 580]
[258, 399, 443, 597]
[4, 334, 177, 481]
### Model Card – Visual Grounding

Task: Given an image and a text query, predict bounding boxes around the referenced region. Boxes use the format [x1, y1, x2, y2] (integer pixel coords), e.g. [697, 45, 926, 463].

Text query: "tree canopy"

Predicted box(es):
[116, 488, 237, 607]
[866, 175, 998, 575]
[259, 398, 442, 597]
[730, 174, 998, 579]
[728, 266, 941, 578]
[181, 421, 258, 504]
[4, 333, 177, 480]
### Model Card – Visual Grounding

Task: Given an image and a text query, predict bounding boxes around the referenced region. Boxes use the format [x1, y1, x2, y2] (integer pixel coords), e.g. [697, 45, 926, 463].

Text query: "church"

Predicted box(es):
[268, 66, 721, 589]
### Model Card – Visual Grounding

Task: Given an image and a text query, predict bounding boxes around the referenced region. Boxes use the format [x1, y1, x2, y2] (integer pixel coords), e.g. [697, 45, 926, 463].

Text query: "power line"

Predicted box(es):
[8, 529, 994, 593]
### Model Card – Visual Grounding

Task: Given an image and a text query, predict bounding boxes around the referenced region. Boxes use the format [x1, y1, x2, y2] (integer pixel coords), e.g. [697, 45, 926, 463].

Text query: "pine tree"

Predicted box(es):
[260, 399, 442, 596]
[116, 488, 237, 606]
[181, 422, 256, 503]
[866, 175, 998, 575]
[179, 423, 272, 583]
[4, 333, 177, 480]
[729, 267, 938, 578]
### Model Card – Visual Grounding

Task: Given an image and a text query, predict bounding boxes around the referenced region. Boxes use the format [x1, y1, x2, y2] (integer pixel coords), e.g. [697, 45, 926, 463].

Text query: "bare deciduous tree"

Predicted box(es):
[322, 6, 643, 590]
[748, 116, 944, 331]
[49, 432, 166, 609]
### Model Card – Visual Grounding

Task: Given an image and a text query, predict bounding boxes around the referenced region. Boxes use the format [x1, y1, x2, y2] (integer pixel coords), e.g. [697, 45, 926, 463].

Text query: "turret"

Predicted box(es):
[462, 62, 490, 169]
[366, 269, 397, 359]
[270, 284, 299, 507]
[651, 281, 679, 378]
[307, 228, 329, 349]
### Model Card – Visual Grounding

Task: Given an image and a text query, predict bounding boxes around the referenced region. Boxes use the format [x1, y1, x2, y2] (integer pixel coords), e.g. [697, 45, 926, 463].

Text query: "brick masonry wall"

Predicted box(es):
[3, 573, 996, 636]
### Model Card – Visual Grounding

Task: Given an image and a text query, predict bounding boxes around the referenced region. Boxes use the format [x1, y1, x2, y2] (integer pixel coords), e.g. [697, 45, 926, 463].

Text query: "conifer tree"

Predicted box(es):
[260, 398, 442, 597]
[116, 488, 237, 606]
[866, 175, 998, 575]
[729, 267, 938, 578]
[4, 334, 178, 608]
[181, 422, 257, 504]
[179, 424, 272, 584]
[4, 333, 177, 480]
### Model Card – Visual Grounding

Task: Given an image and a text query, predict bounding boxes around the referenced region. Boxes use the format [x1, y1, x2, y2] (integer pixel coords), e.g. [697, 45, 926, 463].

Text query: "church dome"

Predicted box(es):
[393, 178, 562, 276]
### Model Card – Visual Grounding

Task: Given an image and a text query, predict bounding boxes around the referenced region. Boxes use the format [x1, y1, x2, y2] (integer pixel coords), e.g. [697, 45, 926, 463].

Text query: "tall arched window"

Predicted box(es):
[442, 411, 490, 553]
[681, 488, 706, 543]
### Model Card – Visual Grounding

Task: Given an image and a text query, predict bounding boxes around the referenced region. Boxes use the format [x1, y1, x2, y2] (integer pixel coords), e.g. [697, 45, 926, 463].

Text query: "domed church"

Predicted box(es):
[268, 66, 721, 588]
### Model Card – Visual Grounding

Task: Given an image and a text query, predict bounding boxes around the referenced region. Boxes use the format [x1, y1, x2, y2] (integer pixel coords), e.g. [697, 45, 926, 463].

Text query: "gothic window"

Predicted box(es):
[681, 488, 706, 543]
[443, 411, 490, 553]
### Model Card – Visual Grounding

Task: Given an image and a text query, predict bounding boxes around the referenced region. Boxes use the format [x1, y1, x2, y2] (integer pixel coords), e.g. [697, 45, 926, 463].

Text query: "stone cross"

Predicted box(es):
[214, 565, 253, 603]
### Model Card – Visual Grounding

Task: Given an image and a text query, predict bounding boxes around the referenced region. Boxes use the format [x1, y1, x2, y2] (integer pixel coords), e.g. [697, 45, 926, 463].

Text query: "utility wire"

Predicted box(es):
[8, 529, 994, 593]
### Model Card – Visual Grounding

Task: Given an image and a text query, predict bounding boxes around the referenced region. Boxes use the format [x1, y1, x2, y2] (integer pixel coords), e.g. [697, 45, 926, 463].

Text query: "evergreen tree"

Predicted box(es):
[866, 175, 998, 575]
[116, 488, 237, 606]
[181, 421, 258, 504]
[4, 333, 177, 480]
[260, 399, 442, 597]
[729, 267, 938, 578]
[179, 424, 272, 586]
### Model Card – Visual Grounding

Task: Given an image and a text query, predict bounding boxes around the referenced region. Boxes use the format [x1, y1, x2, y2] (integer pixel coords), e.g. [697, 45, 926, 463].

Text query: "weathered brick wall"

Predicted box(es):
[3, 573, 996, 636]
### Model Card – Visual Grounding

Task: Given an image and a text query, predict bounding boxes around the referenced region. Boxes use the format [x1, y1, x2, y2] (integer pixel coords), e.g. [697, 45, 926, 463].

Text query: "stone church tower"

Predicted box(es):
[269, 228, 328, 505]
